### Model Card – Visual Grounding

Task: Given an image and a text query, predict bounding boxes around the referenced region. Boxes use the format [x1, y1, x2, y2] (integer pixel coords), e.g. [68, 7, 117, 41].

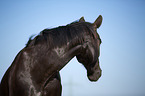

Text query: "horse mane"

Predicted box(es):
[26, 22, 95, 49]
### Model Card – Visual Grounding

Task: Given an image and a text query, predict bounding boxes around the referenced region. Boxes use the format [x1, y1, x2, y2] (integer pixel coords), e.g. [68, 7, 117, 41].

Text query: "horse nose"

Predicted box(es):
[97, 69, 102, 78]
[88, 68, 102, 81]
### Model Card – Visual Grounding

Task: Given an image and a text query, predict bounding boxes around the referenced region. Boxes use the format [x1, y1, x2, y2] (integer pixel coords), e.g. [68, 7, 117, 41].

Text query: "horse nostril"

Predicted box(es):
[97, 70, 102, 77]
[100, 69, 102, 74]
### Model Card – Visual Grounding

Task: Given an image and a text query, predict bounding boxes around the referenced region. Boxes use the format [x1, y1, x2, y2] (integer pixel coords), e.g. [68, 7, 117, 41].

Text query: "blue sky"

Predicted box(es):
[0, 0, 145, 96]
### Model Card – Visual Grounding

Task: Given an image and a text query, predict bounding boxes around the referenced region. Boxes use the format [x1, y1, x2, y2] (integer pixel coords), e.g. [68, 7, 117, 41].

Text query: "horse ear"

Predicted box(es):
[93, 15, 103, 29]
[79, 16, 85, 22]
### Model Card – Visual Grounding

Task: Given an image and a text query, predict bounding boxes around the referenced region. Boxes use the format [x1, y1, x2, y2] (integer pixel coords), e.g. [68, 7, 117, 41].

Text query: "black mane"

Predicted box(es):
[26, 22, 95, 49]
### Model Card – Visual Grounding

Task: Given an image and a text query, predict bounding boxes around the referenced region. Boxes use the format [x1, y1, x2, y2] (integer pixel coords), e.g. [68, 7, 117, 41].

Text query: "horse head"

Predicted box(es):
[76, 15, 102, 81]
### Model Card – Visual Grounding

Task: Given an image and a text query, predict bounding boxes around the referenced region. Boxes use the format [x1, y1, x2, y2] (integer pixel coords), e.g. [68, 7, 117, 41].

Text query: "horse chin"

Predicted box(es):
[88, 74, 100, 81]
[87, 70, 102, 82]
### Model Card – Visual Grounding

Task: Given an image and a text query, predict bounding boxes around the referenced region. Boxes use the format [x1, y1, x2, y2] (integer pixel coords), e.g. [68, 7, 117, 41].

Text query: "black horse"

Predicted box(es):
[0, 15, 103, 96]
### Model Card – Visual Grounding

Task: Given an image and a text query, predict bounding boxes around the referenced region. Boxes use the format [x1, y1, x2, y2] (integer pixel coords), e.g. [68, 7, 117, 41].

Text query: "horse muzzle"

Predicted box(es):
[88, 69, 102, 81]
[87, 61, 102, 81]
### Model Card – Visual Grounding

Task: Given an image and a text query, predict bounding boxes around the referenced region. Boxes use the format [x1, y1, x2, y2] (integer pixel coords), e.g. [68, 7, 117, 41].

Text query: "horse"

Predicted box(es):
[0, 15, 103, 96]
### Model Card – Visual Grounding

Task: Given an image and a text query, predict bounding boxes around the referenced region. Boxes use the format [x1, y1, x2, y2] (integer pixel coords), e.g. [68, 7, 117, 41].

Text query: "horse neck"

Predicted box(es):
[26, 39, 83, 77]
[51, 27, 90, 72]
[52, 41, 83, 71]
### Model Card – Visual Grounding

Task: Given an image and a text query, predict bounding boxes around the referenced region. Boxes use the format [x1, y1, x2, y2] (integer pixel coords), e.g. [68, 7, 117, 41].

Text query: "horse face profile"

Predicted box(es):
[76, 15, 102, 81]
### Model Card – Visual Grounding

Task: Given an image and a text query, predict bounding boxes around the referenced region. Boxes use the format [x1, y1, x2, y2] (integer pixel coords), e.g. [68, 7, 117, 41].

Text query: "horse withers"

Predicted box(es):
[0, 15, 103, 96]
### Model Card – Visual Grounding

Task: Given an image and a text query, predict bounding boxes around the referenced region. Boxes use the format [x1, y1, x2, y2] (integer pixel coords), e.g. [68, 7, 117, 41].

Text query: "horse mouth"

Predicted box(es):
[88, 71, 102, 81]
[87, 65, 102, 81]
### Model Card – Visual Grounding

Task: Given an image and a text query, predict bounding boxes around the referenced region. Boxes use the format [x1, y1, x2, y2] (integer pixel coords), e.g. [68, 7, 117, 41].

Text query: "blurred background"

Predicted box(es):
[0, 0, 145, 96]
